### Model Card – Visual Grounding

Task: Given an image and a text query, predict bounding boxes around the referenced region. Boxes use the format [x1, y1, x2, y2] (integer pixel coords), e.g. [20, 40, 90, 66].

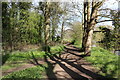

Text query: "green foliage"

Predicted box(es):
[2, 66, 46, 79]
[94, 24, 120, 51]
[2, 2, 65, 52]
[97, 10, 120, 51]
[85, 47, 119, 78]
[18, 11, 44, 44]
[71, 22, 83, 45]
[2, 2, 44, 51]
[110, 10, 120, 50]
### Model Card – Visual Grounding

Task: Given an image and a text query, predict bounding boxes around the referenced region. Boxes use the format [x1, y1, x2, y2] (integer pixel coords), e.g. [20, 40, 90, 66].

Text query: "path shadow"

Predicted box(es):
[64, 50, 86, 58]
[27, 46, 117, 80]
[47, 44, 116, 80]
[64, 46, 87, 58]
[64, 46, 84, 52]
[54, 55, 116, 80]
[64, 45, 117, 79]
[29, 52, 57, 80]
[28, 52, 45, 68]
[44, 53, 57, 80]
[46, 53, 88, 80]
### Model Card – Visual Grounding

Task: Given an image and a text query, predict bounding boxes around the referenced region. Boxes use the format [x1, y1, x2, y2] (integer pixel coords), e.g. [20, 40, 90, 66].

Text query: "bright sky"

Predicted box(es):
[96, 0, 118, 27]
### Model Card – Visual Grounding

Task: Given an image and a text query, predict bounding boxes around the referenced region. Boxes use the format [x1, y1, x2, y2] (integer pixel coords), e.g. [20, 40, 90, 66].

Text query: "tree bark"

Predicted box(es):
[84, 29, 93, 55]
[61, 21, 64, 43]
[82, 1, 87, 50]
[82, 0, 104, 55]
[44, 2, 51, 52]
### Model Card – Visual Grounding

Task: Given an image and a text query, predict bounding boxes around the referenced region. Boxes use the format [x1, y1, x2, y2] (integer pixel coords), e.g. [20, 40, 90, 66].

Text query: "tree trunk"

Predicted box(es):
[82, 2, 87, 50]
[82, 0, 104, 55]
[51, 20, 56, 42]
[84, 29, 93, 55]
[44, 18, 50, 52]
[10, 33, 13, 52]
[61, 21, 64, 43]
[52, 27, 55, 41]
[44, 2, 51, 52]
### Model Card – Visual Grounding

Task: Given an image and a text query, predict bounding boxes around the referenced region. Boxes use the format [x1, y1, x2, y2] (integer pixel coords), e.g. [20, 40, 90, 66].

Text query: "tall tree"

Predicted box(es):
[50, 2, 62, 42]
[38, 2, 66, 51]
[38, 2, 52, 52]
[59, 2, 71, 43]
[2, 2, 40, 51]
[2, 2, 11, 51]
[82, 0, 105, 55]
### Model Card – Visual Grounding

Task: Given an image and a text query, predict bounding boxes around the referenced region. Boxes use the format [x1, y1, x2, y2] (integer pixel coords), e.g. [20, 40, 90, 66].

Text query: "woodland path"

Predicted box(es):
[2, 44, 114, 80]
[46, 44, 113, 80]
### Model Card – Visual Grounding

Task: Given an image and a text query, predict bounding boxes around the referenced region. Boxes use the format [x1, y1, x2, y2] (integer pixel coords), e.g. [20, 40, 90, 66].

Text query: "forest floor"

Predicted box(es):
[2, 44, 114, 80]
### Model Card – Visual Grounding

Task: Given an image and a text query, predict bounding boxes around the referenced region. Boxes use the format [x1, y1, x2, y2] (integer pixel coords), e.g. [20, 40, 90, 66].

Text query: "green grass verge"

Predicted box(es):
[85, 47, 119, 78]
[7, 51, 45, 62]
[2, 64, 25, 71]
[2, 65, 46, 80]
[2, 51, 46, 71]
[3, 45, 64, 64]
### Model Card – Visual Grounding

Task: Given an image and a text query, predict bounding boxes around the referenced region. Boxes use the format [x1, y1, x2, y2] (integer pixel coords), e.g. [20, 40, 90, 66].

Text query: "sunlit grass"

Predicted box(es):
[3, 50, 46, 63]
[2, 50, 46, 71]
[50, 45, 64, 53]
[2, 65, 46, 79]
[2, 63, 25, 71]
[85, 47, 119, 78]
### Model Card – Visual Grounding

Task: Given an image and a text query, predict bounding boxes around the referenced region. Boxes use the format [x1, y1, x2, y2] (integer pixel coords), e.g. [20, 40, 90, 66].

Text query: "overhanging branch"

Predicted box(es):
[97, 19, 120, 23]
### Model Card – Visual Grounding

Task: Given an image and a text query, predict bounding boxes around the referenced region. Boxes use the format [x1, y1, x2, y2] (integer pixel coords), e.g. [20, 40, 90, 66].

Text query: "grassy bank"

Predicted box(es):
[85, 47, 119, 78]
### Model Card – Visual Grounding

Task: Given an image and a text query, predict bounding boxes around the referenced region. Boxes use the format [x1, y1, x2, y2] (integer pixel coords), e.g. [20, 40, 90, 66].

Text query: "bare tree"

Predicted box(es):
[82, 0, 105, 55]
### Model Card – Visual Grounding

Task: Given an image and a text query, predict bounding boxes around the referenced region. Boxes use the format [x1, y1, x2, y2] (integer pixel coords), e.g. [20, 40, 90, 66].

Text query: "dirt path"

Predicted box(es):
[47, 45, 112, 80]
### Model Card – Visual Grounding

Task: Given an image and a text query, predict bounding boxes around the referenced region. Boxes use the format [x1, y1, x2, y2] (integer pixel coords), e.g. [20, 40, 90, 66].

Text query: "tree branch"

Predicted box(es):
[98, 8, 113, 11]
[97, 19, 120, 23]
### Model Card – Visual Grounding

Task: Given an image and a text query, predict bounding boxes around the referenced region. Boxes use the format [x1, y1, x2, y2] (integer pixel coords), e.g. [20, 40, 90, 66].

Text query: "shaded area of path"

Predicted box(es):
[46, 44, 116, 80]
